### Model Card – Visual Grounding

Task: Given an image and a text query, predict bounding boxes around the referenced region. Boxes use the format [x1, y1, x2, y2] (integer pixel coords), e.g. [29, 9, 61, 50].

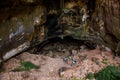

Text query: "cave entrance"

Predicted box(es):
[31, 36, 96, 57]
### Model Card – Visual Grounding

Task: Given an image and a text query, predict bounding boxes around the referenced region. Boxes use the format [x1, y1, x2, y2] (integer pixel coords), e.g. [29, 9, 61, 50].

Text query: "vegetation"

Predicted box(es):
[13, 61, 39, 71]
[86, 72, 94, 80]
[102, 58, 108, 64]
[95, 65, 120, 80]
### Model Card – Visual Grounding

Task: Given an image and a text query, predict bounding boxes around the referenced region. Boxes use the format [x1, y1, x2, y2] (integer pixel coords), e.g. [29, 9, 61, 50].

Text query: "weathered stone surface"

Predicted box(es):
[0, 0, 120, 62]
[95, 0, 120, 54]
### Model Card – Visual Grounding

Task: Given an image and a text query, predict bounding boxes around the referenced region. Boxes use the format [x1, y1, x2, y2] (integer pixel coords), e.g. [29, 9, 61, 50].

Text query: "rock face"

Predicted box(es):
[95, 0, 120, 54]
[0, 0, 120, 57]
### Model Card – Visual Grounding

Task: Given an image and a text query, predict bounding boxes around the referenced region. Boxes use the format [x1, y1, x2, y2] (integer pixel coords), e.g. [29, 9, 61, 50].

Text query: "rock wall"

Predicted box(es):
[95, 0, 120, 54]
[0, 0, 120, 55]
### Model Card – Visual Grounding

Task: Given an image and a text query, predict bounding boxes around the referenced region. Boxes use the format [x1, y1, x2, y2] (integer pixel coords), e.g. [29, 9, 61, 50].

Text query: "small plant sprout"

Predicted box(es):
[102, 58, 109, 64]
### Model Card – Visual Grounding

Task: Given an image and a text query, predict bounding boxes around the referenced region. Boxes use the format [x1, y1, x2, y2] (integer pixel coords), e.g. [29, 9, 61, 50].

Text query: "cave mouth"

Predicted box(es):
[0, 0, 119, 63]
[31, 36, 96, 57]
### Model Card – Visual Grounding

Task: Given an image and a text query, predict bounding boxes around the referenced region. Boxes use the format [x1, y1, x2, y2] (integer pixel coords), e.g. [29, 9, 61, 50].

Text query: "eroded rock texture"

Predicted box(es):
[0, 0, 120, 58]
[95, 0, 120, 54]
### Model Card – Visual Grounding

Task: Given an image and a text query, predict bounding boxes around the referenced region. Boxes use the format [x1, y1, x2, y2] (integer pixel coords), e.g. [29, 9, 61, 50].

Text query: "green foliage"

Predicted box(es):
[95, 65, 120, 80]
[13, 61, 39, 71]
[86, 72, 95, 80]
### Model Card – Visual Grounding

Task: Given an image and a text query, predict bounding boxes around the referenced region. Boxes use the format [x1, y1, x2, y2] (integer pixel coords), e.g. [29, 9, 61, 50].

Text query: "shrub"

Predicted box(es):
[95, 65, 120, 80]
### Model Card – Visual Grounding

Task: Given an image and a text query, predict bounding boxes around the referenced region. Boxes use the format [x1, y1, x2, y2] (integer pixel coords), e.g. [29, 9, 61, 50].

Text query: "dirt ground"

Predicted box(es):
[0, 40, 120, 80]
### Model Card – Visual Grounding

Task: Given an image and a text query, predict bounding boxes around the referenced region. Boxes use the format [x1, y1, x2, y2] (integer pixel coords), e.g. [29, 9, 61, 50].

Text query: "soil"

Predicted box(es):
[0, 38, 120, 80]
